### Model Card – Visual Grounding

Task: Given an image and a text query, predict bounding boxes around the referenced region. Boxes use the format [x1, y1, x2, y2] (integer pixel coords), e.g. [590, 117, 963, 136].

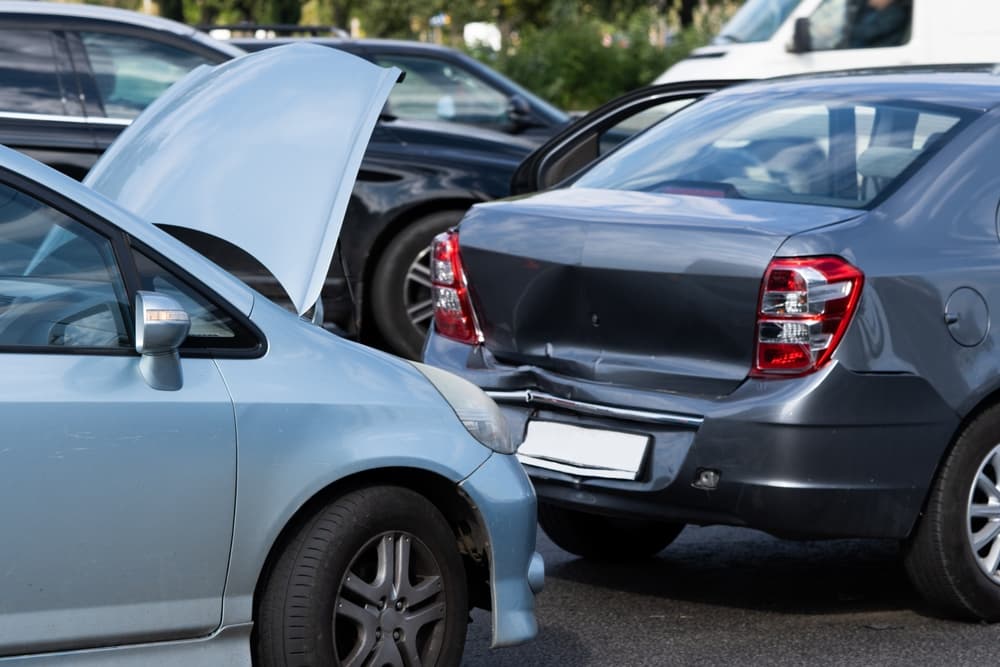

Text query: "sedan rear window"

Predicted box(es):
[573, 91, 971, 209]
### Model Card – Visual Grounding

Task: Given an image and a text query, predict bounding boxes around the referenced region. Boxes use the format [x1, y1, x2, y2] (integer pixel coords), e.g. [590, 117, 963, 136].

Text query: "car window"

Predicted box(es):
[133, 249, 258, 350]
[809, 0, 912, 50]
[574, 92, 968, 209]
[0, 183, 131, 349]
[714, 0, 801, 44]
[0, 30, 72, 115]
[80, 32, 213, 119]
[599, 98, 698, 155]
[373, 54, 509, 125]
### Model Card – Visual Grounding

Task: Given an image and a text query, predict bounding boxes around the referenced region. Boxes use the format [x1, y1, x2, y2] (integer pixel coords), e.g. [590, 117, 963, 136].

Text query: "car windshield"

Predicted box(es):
[572, 89, 972, 209]
[714, 0, 801, 43]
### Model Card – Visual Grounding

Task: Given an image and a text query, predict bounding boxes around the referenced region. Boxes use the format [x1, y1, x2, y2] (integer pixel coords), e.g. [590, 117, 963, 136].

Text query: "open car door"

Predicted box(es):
[510, 80, 742, 195]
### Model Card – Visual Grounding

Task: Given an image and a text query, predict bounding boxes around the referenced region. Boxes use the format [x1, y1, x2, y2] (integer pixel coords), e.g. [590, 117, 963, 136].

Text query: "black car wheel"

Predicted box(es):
[905, 405, 1000, 621]
[538, 502, 684, 561]
[371, 211, 466, 359]
[254, 486, 468, 666]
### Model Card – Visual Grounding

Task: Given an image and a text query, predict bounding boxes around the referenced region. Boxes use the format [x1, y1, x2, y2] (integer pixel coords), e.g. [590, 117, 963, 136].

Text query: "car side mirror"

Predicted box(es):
[789, 17, 813, 53]
[507, 95, 534, 129]
[135, 290, 190, 391]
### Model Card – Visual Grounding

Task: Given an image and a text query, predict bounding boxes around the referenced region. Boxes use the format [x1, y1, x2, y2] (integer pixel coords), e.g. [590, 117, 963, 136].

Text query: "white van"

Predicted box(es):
[656, 0, 999, 83]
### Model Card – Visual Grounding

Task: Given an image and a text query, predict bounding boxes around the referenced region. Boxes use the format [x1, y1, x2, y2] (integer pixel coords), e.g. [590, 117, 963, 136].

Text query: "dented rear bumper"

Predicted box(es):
[426, 333, 960, 540]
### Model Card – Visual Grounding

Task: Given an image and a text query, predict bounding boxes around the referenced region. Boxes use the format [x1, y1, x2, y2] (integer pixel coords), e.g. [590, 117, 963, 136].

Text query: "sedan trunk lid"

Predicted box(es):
[459, 188, 861, 396]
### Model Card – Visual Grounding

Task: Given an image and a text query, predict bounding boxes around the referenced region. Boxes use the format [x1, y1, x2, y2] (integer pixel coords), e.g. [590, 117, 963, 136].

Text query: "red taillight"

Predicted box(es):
[431, 231, 482, 345]
[752, 256, 864, 377]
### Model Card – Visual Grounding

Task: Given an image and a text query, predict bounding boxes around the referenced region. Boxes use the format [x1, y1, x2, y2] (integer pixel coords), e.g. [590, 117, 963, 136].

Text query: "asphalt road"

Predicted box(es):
[462, 525, 1000, 666]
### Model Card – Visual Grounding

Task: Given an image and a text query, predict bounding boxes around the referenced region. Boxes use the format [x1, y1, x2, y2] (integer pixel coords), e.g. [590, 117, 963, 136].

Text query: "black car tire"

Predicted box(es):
[538, 502, 684, 561]
[905, 405, 1000, 621]
[371, 210, 466, 359]
[254, 486, 468, 667]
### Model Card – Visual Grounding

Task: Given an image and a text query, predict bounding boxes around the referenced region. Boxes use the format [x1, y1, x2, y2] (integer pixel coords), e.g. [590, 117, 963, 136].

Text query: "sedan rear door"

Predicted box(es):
[510, 80, 740, 195]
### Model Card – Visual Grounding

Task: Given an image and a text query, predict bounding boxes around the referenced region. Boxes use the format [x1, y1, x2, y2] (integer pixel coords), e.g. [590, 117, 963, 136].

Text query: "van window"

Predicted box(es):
[714, 0, 801, 44]
[809, 0, 912, 50]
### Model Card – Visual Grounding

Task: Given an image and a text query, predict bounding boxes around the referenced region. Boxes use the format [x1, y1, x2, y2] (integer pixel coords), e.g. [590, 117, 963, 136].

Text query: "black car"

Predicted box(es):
[229, 36, 568, 139]
[0, 2, 545, 358]
[425, 69, 1000, 620]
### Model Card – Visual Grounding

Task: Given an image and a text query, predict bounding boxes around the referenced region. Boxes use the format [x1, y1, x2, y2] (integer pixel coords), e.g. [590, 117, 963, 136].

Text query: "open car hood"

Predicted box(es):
[85, 44, 399, 315]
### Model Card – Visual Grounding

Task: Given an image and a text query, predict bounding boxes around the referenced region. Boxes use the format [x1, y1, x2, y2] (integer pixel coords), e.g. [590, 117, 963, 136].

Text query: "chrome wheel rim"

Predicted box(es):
[967, 443, 1000, 583]
[334, 531, 447, 667]
[403, 247, 434, 335]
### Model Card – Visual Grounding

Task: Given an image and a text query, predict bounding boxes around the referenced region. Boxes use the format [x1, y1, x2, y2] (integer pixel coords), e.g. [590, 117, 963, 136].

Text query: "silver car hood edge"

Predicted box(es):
[86, 44, 400, 315]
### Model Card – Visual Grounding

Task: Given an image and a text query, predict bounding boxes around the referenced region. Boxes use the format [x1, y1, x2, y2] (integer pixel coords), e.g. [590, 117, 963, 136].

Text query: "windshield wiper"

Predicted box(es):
[714, 33, 743, 44]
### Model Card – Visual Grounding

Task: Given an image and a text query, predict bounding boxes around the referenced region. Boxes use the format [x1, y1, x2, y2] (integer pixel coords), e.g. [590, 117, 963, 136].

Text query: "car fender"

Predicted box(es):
[213, 300, 493, 627]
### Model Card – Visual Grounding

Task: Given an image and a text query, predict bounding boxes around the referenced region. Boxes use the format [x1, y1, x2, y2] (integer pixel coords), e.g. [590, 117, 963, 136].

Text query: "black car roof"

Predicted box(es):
[229, 36, 464, 55]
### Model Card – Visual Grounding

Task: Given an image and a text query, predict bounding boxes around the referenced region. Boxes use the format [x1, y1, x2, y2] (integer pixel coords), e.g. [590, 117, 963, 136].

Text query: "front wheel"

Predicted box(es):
[905, 405, 1000, 621]
[538, 502, 684, 561]
[370, 210, 466, 359]
[254, 486, 468, 666]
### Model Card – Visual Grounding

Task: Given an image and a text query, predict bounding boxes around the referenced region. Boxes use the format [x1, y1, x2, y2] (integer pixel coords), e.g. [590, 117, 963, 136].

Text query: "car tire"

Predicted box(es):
[905, 405, 1000, 621]
[254, 486, 468, 667]
[538, 502, 684, 561]
[371, 210, 466, 360]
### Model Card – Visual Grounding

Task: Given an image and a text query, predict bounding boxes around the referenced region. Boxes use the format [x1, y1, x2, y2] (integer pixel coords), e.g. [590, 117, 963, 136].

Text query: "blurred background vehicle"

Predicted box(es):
[0, 0, 242, 179]
[0, 1, 553, 359]
[657, 0, 997, 83]
[228, 34, 569, 138]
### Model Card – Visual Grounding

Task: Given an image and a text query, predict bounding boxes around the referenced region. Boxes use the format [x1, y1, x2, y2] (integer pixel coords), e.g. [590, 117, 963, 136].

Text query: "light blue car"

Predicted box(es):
[0, 44, 541, 666]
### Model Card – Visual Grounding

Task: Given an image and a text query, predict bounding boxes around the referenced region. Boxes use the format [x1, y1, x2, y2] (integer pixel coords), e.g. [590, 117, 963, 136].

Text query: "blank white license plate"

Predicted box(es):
[516, 421, 650, 480]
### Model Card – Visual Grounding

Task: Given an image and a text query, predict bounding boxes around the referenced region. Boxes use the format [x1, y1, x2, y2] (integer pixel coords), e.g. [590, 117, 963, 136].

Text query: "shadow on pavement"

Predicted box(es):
[462, 612, 592, 666]
[546, 526, 922, 616]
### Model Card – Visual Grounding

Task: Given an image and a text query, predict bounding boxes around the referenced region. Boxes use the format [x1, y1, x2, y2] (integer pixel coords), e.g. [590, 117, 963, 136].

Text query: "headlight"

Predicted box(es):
[411, 362, 515, 454]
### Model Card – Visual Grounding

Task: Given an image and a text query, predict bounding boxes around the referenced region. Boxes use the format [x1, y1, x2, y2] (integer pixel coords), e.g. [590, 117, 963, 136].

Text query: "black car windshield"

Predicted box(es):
[573, 90, 970, 209]
[714, 0, 801, 43]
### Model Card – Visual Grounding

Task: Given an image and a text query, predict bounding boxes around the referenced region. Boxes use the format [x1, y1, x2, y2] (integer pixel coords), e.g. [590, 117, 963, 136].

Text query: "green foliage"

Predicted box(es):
[84, 0, 737, 111]
[471, 8, 714, 110]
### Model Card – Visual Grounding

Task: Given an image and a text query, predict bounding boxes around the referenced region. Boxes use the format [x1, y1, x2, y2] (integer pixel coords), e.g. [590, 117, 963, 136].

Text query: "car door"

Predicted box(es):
[0, 175, 238, 656]
[0, 23, 96, 180]
[509, 81, 736, 195]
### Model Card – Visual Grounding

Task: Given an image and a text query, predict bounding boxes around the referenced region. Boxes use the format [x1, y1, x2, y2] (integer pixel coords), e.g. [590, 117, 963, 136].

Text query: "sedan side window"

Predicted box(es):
[0, 30, 72, 115]
[80, 32, 213, 119]
[373, 54, 509, 125]
[0, 183, 131, 349]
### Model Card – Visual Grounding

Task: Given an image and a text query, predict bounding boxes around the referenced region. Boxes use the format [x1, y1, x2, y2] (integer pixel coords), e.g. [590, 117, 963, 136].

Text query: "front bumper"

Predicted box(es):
[429, 336, 960, 540]
[460, 452, 541, 647]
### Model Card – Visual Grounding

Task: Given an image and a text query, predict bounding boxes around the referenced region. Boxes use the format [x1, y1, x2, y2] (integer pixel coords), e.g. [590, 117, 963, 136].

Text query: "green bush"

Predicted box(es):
[468, 7, 725, 111]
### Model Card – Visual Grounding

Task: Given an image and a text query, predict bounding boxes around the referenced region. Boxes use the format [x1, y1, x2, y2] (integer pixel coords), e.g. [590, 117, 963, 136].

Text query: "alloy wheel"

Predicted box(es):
[967, 443, 1000, 583]
[334, 531, 447, 667]
[403, 247, 434, 336]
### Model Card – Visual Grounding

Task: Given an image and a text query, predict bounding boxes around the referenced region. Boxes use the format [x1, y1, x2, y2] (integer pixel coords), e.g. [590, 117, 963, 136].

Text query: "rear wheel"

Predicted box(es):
[538, 502, 684, 561]
[905, 405, 1000, 621]
[371, 210, 465, 359]
[254, 486, 468, 666]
